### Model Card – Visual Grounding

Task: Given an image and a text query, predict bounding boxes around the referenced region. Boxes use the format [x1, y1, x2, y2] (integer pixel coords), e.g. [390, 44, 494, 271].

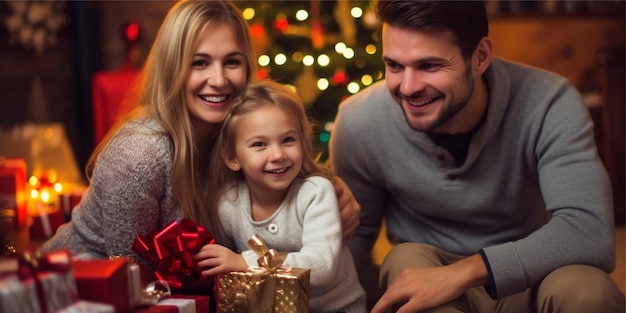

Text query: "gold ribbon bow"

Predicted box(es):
[234, 234, 289, 313]
[140, 280, 172, 305]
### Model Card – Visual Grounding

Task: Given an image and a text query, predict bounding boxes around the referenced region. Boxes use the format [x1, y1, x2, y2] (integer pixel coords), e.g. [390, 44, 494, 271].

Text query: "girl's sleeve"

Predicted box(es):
[283, 177, 343, 288]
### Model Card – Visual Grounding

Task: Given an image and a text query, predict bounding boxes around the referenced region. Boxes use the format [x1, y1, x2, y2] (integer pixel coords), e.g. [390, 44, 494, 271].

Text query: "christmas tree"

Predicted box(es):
[233, 0, 383, 161]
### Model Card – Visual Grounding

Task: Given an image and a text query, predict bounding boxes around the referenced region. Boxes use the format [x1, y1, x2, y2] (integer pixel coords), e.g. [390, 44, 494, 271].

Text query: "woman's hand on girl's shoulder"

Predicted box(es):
[333, 176, 361, 242]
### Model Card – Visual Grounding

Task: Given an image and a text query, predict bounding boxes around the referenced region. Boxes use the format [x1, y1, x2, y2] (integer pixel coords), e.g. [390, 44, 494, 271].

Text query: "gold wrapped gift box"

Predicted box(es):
[216, 267, 310, 313]
[216, 235, 310, 313]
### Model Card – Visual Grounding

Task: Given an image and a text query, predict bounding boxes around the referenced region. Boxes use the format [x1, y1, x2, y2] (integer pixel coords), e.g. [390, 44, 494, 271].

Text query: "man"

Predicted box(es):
[329, 1, 625, 312]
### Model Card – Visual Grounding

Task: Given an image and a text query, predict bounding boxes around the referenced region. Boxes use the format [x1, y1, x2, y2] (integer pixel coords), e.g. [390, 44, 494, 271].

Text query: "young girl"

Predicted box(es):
[195, 80, 366, 313]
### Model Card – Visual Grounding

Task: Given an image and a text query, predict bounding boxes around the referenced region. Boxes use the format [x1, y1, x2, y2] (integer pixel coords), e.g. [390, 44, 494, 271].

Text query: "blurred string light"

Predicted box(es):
[347, 82, 360, 94]
[317, 54, 330, 67]
[317, 78, 330, 90]
[302, 55, 315, 66]
[350, 6, 363, 18]
[324, 121, 334, 132]
[319, 131, 331, 143]
[295, 9, 309, 21]
[334, 42, 347, 54]
[274, 13, 289, 32]
[274, 53, 287, 65]
[292, 51, 304, 63]
[242, 7, 255, 20]
[365, 44, 377, 55]
[361, 74, 373, 86]
[258, 55, 271, 67]
[318, 121, 336, 143]
[342, 47, 355, 59]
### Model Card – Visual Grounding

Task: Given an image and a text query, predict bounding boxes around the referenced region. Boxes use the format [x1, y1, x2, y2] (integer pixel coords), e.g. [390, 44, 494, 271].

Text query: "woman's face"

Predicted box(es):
[185, 22, 248, 134]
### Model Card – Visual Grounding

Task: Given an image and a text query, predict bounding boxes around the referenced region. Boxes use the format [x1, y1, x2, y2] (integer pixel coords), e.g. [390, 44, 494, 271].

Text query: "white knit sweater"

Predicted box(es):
[218, 176, 366, 313]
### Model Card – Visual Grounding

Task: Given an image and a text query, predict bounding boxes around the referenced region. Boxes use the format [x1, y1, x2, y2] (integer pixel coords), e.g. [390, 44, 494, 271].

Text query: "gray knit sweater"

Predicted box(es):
[218, 176, 366, 313]
[330, 57, 615, 298]
[41, 119, 182, 261]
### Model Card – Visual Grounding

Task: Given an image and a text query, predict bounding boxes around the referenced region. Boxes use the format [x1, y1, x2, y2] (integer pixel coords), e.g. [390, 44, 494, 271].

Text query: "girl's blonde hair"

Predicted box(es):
[207, 80, 333, 239]
[87, 0, 257, 228]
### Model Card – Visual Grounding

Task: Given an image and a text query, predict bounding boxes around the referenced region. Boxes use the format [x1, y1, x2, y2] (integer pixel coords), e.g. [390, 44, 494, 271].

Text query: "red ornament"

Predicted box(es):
[332, 70, 348, 85]
[125, 20, 140, 43]
[257, 68, 270, 80]
[250, 23, 265, 39]
[274, 17, 288, 32]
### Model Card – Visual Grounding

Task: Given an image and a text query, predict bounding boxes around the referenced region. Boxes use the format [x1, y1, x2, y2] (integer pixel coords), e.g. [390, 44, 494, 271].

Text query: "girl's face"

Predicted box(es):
[185, 22, 248, 134]
[225, 105, 303, 196]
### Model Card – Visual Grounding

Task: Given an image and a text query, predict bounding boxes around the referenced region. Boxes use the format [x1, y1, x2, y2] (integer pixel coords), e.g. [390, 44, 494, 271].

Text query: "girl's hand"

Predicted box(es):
[333, 176, 361, 242]
[194, 244, 247, 277]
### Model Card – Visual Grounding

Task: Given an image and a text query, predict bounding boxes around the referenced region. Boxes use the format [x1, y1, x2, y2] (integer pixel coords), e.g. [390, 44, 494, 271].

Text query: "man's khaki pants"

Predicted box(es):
[379, 243, 625, 313]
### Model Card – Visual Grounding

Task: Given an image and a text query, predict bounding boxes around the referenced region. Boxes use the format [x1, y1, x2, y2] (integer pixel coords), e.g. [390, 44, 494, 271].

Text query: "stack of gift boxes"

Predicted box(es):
[0, 157, 85, 240]
[0, 219, 310, 312]
[0, 158, 28, 230]
[0, 249, 211, 313]
[1, 156, 311, 312]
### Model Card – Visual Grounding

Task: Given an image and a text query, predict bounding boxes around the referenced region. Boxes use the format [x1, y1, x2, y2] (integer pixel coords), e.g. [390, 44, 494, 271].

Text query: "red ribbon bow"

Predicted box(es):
[3, 249, 77, 313]
[132, 219, 215, 290]
[16, 249, 73, 280]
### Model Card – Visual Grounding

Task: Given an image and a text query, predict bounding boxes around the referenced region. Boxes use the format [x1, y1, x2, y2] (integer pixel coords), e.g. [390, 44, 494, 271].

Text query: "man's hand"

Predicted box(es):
[371, 254, 489, 312]
[333, 176, 361, 242]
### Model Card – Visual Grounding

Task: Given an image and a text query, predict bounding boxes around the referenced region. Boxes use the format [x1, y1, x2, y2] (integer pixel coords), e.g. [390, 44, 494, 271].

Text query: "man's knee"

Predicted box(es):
[379, 243, 442, 290]
[536, 265, 625, 313]
[382, 243, 441, 268]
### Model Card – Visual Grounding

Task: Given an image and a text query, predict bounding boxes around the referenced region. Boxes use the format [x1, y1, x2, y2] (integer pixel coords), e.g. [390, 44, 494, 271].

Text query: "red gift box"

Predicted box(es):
[59, 186, 86, 221]
[57, 300, 115, 312]
[0, 249, 77, 313]
[29, 207, 65, 239]
[133, 219, 216, 291]
[0, 157, 28, 229]
[73, 258, 133, 313]
[132, 295, 210, 313]
[92, 67, 139, 145]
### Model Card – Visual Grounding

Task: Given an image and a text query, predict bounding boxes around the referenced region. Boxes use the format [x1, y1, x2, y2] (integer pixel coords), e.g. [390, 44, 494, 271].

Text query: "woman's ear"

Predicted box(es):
[224, 154, 241, 171]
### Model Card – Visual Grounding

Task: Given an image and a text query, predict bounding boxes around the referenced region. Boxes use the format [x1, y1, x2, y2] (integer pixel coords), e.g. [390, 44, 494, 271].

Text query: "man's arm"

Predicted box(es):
[482, 78, 615, 297]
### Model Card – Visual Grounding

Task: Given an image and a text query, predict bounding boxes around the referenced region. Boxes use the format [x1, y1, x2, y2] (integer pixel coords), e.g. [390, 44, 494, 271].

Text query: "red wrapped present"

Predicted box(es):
[132, 295, 210, 313]
[73, 258, 135, 313]
[29, 207, 65, 239]
[92, 67, 139, 145]
[58, 185, 86, 222]
[57, 300, 115, 312]
[0, 157, 28, 229]
[0, 249, 78, 313]
[133, 219, 216, 291]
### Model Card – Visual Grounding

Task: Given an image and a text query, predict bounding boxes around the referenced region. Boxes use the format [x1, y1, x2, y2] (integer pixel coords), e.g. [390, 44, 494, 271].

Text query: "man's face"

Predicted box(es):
[382, 24, 478, 134]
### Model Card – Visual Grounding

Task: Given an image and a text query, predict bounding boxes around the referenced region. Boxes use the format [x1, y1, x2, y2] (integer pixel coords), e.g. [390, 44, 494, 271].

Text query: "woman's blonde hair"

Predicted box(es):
[207, 80, 333, 239]
[87, 0, 257, 229]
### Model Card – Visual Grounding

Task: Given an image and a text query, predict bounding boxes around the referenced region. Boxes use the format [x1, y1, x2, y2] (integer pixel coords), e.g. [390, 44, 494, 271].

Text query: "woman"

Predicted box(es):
[41, 0, 359, 266]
